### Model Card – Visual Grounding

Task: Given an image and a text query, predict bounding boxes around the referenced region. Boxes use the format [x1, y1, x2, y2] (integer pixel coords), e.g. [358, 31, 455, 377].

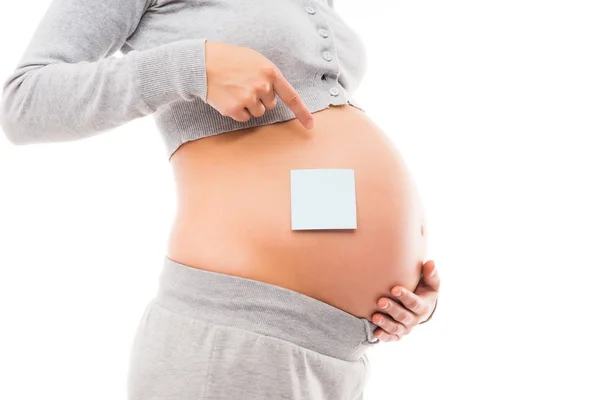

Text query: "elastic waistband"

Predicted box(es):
[154, 256, 380, 361]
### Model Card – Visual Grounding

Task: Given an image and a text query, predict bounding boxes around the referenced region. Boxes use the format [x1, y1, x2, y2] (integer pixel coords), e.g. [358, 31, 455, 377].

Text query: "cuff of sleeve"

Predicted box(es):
[135, 38, 208, 111]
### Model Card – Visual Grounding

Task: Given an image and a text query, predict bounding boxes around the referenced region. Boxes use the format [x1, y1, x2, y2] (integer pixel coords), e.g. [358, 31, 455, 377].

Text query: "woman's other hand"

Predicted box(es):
[372, 260, 440, 342]
[204, 41, 315, 129]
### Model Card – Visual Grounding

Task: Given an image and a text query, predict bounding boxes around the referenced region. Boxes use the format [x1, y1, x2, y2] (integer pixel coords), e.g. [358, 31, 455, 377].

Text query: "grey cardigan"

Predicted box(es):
[0, 0, 367, 159]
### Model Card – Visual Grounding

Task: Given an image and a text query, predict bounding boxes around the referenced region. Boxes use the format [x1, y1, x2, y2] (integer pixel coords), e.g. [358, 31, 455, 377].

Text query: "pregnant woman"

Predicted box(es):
[0, 0, 440, 398]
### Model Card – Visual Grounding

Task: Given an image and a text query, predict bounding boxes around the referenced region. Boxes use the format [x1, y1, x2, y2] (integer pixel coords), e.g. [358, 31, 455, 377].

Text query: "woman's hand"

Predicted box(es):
[204, 41, 315, 129]
[372, 260, 440, 342]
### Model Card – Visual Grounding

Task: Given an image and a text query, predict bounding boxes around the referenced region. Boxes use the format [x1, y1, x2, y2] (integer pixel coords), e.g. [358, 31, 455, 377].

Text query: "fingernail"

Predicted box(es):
[394, 288, 402, 296]
[306, 119, 314, 129]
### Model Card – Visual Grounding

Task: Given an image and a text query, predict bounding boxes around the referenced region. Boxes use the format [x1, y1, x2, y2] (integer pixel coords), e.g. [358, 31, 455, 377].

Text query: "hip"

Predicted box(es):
[127, 255, 375, 399]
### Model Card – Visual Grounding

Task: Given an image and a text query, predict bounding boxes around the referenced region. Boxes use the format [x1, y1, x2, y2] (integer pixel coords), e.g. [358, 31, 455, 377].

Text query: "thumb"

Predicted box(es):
[421, 260, 440, 292]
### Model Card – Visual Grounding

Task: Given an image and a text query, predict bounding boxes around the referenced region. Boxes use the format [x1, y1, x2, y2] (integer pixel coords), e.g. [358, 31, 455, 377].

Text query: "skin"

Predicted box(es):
[168, 105, 440, 336]
[166, 41, 440, 341]
[203, 41, 315, 129]
[373, 260, 440, 342]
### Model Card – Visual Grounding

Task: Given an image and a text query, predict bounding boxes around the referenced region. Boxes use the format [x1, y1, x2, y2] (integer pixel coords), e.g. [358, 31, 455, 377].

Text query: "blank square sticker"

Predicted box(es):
[290, 169, 357, 230]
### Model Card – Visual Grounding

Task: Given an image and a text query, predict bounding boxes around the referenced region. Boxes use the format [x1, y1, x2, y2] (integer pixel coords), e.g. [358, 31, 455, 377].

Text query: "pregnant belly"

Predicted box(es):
[166, 104, 428, 321]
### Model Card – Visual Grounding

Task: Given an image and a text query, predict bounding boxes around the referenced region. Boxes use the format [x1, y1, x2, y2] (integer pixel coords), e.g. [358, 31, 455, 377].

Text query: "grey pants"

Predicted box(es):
[127, 256, 381, 400]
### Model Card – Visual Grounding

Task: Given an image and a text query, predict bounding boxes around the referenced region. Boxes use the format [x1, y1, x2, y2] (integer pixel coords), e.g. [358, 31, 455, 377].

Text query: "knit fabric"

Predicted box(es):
[0, 0, 367, 159]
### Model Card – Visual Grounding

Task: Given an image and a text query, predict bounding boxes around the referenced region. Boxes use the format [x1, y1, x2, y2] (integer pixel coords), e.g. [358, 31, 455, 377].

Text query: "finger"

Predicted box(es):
[271, 69, 314, 129]
[373, 327, 402, 342]
[390, 286, 428, 317]
[255, 81, 277, 110]
[229, 107, 252, 123]
[245, 99, 267, 118]
[372, 312, 407, 337]
[260, 89, 277, 110]
[421, 260, 441, 291]
[377, 297, 417, 328]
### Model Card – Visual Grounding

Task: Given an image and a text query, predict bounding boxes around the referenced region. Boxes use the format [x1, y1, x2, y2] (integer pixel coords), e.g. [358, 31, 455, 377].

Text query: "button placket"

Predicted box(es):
[306, 2, 344, 101]
[318, 28, 329, 38]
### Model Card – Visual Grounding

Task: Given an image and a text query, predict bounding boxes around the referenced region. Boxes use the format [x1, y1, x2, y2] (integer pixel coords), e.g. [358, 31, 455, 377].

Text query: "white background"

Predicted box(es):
[1, 1, 599, 399]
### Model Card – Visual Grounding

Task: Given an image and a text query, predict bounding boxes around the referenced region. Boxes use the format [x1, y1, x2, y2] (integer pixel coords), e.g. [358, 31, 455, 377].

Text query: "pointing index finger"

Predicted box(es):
[271, 69, 314, 129]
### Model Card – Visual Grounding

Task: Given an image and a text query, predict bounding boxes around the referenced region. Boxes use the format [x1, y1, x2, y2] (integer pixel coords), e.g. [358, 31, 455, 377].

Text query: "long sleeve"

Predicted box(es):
[0, 0, 208, 145]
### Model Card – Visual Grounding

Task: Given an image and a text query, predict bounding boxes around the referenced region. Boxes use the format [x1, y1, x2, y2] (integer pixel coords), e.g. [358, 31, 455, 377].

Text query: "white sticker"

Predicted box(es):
[290, 169, 357, 230]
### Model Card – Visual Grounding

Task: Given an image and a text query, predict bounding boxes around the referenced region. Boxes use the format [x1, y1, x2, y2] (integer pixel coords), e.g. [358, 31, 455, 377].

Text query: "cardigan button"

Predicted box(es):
[329, 87, 340, 96]
[305, 6, 316, 14]
[322, 51, 333, 61]
[318, 28, 329, 38]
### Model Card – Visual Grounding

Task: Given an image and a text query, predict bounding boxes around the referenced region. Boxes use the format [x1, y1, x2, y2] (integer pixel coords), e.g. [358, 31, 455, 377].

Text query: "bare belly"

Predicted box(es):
[166, 104, 428, 321]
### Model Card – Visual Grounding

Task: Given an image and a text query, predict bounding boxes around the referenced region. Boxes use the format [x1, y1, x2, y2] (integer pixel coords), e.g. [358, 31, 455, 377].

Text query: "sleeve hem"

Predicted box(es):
[135, 38, 208, 111]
